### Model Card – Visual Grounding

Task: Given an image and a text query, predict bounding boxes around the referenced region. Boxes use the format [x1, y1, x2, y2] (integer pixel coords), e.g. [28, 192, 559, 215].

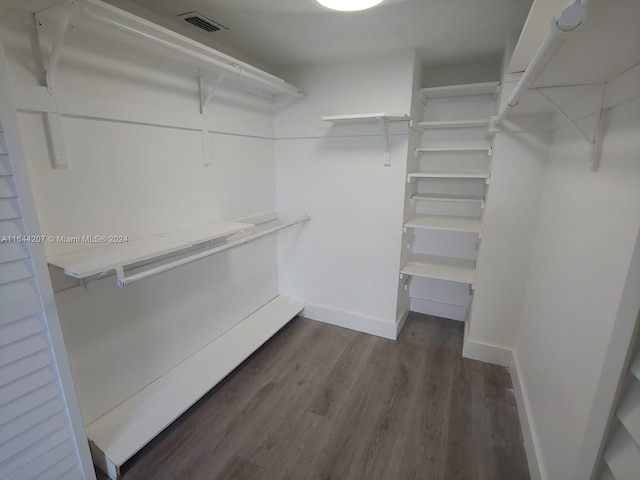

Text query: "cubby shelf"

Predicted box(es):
[412, 193, 485, 205]
[413, 119, 489, 130]
[48, 220, 252, 278]
[401, 254, 476, 286]
[407, 170, 490, 181]
[404, 214, 482, 235]
[420, 81, 499, 100]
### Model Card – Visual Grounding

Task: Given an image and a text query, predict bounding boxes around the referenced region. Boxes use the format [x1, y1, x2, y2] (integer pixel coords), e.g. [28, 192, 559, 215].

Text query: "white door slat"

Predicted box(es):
[617, 379, 640, 448]
[0, 176, 17, 198]
[0, 259, 34, 285]
[0, 334, 50, 368]
[0, 218, 25, 236]
[0, 427, 69, 479]
[0, 295, 42, 326]
[4, 442, 74, 480]
[0, 381, 60, 426]
[0, 397, 66, 445]
[0, 155, 11, 176]
[604, 425, 640, 480]
[0, 366, 57, 408]
[0, 198, 20, 220]
[0, 242, 30, 264]
[0, 412, 69, 464]
[0, 316, 44, 348]
[0, 349, 52, 386]
[0, 134, 7, 155]
[0, 278, 38, 305]
[44, 453, 81, 480]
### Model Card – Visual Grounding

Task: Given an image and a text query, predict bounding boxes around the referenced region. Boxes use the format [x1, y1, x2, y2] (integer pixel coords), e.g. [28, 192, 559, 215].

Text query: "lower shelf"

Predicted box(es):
[87, 295, 304, 479]
[401, 254, 476, 286]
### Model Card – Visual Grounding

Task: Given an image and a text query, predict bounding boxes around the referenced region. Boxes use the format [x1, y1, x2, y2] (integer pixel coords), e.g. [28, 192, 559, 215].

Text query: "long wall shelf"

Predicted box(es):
[321, 113, 410, 124]
[420, 81, 499, 100]
[413, 119, 489, 130]
[404, 214, 482, 235]
[412, 193, 485, 205]
[401, 254, 476, 286]
[407, 170, 491, 181]
[415, 146, 492, 156]
[48, 220, 252, 279]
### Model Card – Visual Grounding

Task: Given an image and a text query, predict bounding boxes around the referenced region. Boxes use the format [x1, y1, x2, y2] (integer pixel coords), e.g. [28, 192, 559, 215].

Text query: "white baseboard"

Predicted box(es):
[303, 303, 398, 339]
[409, 297, 466, 321]
[462, 338, 511, 366]
[396, 308, 409, 338]
[510, 350, 545, 480]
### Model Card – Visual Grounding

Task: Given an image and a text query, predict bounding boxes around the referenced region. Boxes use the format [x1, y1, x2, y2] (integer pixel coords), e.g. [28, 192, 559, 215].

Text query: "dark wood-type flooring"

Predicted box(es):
[102, 312, 530, 480]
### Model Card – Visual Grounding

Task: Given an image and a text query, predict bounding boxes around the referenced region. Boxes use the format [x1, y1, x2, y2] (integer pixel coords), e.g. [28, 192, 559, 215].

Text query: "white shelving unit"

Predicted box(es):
[322, 112, 410, 166]
[87, 295, 304, 480]
[48, 220, 252, 279]
[400, 81, 498, 321]
[401, 254, 476, 286]
[404, 214, 482, 235]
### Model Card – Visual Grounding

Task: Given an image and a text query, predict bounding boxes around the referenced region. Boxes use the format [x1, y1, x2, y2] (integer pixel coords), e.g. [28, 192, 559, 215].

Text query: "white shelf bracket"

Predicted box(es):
[199, 70, 227, 167]
[35, 0, 76, 170]
[538, 89, 594, 144]
[378, 117, 392, 166]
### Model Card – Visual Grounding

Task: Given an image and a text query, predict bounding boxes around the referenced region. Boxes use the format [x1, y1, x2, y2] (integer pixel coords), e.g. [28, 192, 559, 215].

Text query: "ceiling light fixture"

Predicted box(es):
[316, 0, 384, 12]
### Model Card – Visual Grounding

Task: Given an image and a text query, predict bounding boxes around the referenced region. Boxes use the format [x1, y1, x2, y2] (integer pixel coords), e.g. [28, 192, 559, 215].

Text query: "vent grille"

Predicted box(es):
[176, 12, 228, 33]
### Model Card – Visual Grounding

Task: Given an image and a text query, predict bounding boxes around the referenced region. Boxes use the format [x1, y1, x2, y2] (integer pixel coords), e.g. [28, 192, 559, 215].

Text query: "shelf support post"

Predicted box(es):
[377, 117, 392, 166]
[35, 0, 76, 170]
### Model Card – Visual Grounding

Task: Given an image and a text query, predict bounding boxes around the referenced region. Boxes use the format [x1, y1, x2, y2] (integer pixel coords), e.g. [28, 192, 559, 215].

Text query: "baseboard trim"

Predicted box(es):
[303, 303, 397, 339]
[409, 297, 466, 321]
[510, 350, 545, 480]
[396, 309, 409, 338]
[462, 338, 511, 366]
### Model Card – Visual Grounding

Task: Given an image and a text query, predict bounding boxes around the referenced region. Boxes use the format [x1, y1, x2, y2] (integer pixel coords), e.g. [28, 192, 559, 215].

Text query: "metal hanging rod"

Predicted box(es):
[493, 0, 588, 127]
[115, 216, 310, 287]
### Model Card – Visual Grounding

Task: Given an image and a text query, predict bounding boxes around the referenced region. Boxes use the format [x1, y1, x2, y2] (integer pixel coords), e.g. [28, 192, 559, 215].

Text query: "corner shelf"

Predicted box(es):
[404, 214, 482, 235]
[401, 254, 476, 287]
[412, 193, 485, 206]
[48, 220, 252, 279]
[321, 112, 410, 166]
[407, 170, 490, 181]
[413, 119, 490, 130]
[420, 81, 499, 100]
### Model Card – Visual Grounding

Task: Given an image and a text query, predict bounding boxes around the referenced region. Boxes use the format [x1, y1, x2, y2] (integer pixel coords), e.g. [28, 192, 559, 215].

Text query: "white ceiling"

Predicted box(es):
[114, 0, 533, 71]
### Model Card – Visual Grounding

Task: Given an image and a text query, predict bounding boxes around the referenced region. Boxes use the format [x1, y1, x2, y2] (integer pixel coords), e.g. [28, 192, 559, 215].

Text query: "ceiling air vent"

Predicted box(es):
[176, 12, 228, 33]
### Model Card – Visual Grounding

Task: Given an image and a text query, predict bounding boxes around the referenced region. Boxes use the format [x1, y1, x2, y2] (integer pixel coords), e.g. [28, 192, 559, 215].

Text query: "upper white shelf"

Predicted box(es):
[321, 113, 410, 124]
[48, 220, 252, 278]
[415, 146, 492, 156]
[420, 82, 499, 100]
[407, 170, 491, 181]
[401, 254, 476, 286]
[412, 193, 485, 205]
[413, 119, 489, 130]
[404, 214, 482, 235]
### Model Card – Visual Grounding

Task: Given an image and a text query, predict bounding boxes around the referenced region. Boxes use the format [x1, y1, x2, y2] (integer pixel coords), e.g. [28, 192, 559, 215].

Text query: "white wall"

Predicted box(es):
[1, 3, 282, 426]
[513, 94, 640, 479]
[274, 51, 416, 338]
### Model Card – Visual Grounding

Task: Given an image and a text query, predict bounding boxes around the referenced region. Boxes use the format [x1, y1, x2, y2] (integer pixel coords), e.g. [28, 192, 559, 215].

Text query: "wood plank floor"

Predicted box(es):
[103, 313, 530, 480]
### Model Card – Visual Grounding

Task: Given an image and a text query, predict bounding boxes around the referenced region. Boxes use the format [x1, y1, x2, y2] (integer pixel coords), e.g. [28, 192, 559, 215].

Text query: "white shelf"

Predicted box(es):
[414, 119, 489, 130]
[48, 220, 252, 279]
[404, 214, 482, 235]
[401, 254, 476, 286]
[408, 170, 490, 180]
[420, 82, 499, 99]
[412, 193, 485, 204]
[415, 146, 491, 156]
[87, 295, 304, 479]
[321, 113, 410, 124]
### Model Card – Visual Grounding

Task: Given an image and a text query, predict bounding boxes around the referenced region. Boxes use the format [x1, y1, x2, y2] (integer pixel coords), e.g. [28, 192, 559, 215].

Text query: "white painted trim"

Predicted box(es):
[410, 297, 467, 321]
[395, 308, 409, 338]
[510, 350, 546, 480]
[0, 36, 96, 479]
[303, 303, 398, 340]
[462, 338, 511, 366]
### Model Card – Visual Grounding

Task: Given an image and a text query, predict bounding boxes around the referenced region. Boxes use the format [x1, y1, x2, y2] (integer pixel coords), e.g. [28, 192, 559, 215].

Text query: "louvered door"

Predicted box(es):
[0, 126, 85, 479]
[598, 311, 640, 480]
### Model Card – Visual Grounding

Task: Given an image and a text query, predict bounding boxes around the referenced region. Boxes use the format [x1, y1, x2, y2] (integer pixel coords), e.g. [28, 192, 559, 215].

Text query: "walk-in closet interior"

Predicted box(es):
[1, 0, 639, 479]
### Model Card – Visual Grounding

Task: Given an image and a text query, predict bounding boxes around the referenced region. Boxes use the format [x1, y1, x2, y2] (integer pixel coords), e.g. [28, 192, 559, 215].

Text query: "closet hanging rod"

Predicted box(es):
[115, 216, 310, 287]
[493, 0, 588, 127]
[72, 0, 304, 98]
